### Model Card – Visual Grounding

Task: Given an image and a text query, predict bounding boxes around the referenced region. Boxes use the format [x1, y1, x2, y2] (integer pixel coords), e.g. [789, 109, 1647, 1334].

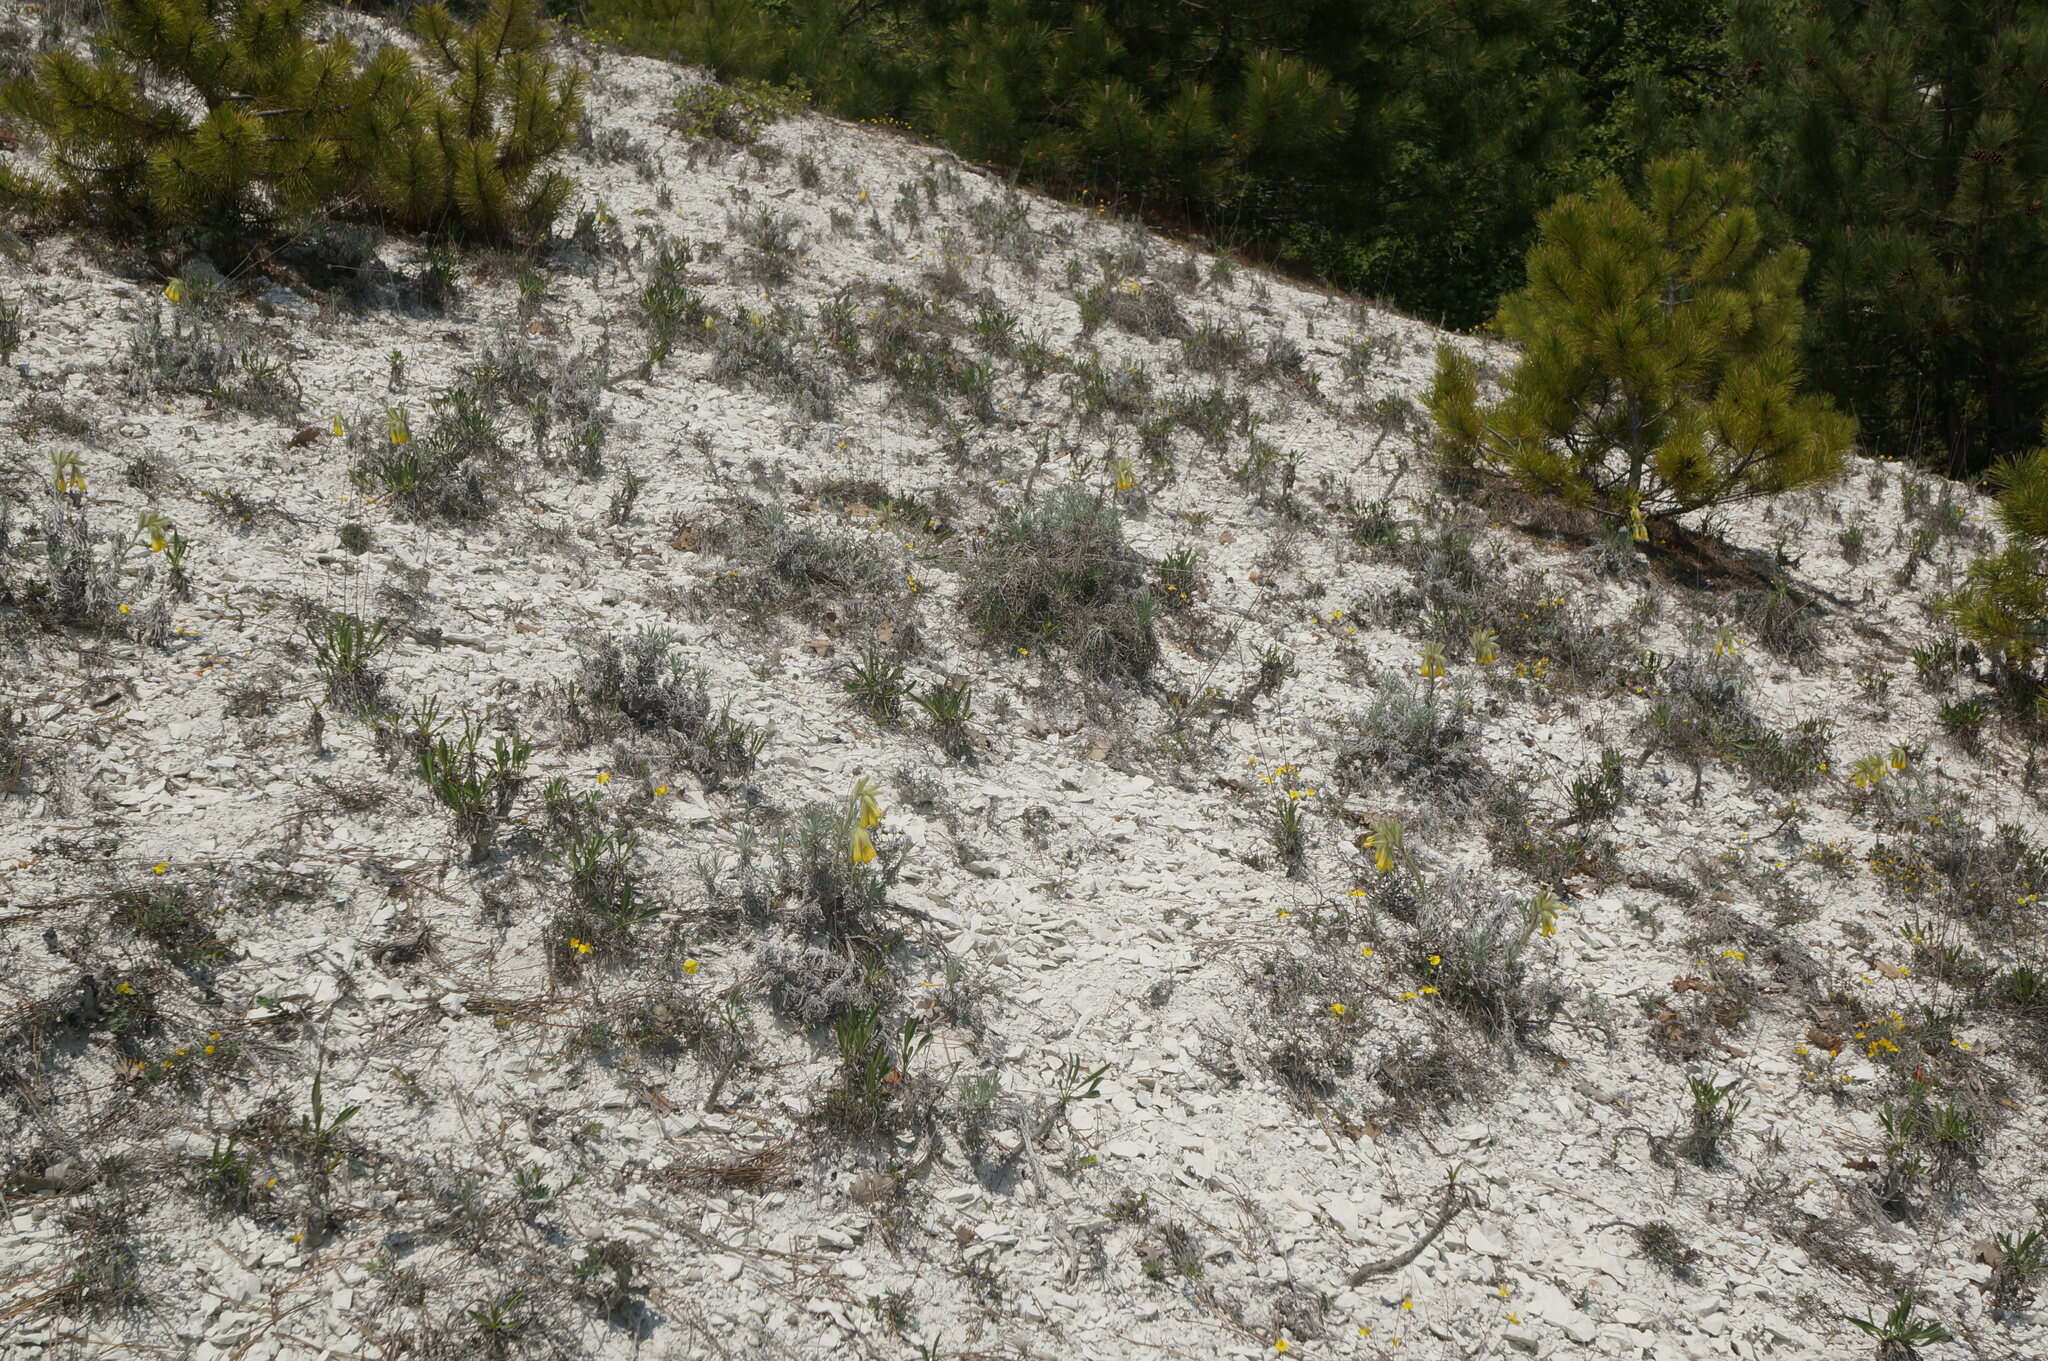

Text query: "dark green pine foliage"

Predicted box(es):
[0, 0, 583, 242]
[584, 0, 1582, 327]
[1716, 0, 2048, 476]
[1427, 152, 1854, 530]
[1949, 433, 2048, 696]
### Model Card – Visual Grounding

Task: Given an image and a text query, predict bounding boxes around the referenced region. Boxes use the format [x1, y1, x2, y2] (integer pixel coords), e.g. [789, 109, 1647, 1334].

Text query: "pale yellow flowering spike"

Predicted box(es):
[1888, 744, 1909, 772]
[1849, 753, 1888, 790]
[1368, 817, 1403, 873]
[1629, 496, 1649, 542]
[1471, 627, 1499, 666]
[849, 824, 877, 865]
[1713, 627, 1738, 657]
[1114, 458, 1136, 492]
[385, 407, 411, 446]
[164, 278, 182, 304]
[51, 449, 86, 496]
[137, 510, 170, 552]
[331, 416, 345, 438]
[851, 776, 884, 830]
[1419, 642, 1446, 680]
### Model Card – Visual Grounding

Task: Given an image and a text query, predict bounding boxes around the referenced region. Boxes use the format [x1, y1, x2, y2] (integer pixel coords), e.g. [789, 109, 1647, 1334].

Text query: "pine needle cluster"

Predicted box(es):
[0, 0, 583, 242]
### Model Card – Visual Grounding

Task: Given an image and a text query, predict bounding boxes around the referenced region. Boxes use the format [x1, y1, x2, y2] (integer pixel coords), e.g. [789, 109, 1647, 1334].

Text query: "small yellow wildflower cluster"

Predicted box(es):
[139, 1031, 237, 1084]
[1863, 842, 1935, 895]
[1255, 763, 1307, 789]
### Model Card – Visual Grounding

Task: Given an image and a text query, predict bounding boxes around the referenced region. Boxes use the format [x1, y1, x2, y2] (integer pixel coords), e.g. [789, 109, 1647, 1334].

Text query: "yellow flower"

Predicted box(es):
[204, 1044, 216, 1055]
[654, 785, 669, 796]
[850, 825, 877, 865]
[1401, 1297, 1413, 1311]
[1329, 1003, 1346, 1016]
[331, 417, 345, 438]
[1360, 946, 1374, 958]
[115, 982, 134, 996]
[1721, 949, 1746, 961]
[119, 604, 131, 614]
[1419, 985, 1439, 995]
[1419, 642, 1447, 680]
[571, 938, 592, 954]
[385, 407, 411, 445]
[682, 959, 700, 975]
[1369, 817, 1403, 874]
[851, 776, 884, 829]
[1713, 627, 1738, 657]
[1507, 1313, 1521, 1326]
[1471, 628, 1499, 666]
[164, 278, 183, 304]
[1274, 1343, 1291, 1354]
[1427, 954, 1440, 967]
[152, 862, 168, 875]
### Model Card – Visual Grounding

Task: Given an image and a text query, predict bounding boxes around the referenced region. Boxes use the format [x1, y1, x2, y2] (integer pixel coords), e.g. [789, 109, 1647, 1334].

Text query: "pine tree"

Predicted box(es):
[1, 0, 583, 243]
[1426, 151, 1854, 532]
[1716, 0, 2048, 476]
[1949, 433, 2048, 687]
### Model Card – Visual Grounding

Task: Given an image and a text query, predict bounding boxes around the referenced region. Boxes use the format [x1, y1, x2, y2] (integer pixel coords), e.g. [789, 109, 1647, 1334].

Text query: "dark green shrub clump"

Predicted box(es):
[577, 629, 768, 789]
[962, 490, 1160, 680]
[669, 78, 807, 145]
[1, 0, 583, 243]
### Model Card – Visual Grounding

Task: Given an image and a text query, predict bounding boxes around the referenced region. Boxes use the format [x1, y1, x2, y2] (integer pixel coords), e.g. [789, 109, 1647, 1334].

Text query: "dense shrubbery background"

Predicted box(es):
[575, 0, 2048, 481]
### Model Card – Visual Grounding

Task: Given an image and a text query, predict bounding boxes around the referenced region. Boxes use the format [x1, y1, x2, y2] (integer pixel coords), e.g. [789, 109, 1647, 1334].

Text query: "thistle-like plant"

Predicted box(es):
[1844, 1290, 1950, 1359]
[305, 609, 390, 713]
[913, 678, 973, 757]
[416, 712, 531, 863]
[843, 644, 908, 721]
